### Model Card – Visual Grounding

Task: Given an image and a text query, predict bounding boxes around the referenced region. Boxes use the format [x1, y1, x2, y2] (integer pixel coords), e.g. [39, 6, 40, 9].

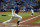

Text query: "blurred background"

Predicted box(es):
[0, 0, 40, 12]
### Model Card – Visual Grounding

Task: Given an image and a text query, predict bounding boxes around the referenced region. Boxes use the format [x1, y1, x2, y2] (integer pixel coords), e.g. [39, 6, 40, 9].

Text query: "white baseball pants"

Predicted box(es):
[3, 14, 22, 24]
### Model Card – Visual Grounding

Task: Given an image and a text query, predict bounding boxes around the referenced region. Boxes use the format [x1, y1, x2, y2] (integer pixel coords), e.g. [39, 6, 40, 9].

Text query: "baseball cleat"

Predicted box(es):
[2, 22, 7, 26]
[3, 24, 7, 26]
[31, 15, 33, 16]
[17, 23, 20, 26]
[18, 25, 20, 26]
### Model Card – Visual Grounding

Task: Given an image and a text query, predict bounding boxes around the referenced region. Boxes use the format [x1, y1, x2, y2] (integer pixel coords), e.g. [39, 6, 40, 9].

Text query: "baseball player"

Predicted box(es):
[22, 6, 26, 13]
[2, 6, 22, 26]
[31, 9, 34, 16]
[30, 5, 34, 16]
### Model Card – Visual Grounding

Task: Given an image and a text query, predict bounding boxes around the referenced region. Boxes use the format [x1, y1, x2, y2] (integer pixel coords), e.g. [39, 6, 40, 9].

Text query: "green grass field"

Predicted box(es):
[33, 19, 40, 24]
[0, 12, 39, 22]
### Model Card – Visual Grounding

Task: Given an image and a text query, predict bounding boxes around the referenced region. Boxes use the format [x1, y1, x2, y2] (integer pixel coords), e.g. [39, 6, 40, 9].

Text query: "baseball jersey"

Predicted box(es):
[15, 6, 19, 14]
[10, 5, 19, 14]
[31, 9, 34, 13]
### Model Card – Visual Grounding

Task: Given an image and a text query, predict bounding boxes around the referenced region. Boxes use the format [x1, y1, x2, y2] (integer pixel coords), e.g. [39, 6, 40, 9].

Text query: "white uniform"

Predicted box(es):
[23, 6, 26, 11]
[31, 9, 34, 14]
[3, 9, 22, 24]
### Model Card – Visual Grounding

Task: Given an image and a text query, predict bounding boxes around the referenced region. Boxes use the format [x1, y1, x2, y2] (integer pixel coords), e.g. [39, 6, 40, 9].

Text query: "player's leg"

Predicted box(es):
[31, 10, 34, 16]
[32, 13, 34, 15]
[14, 14, 22, 26]
[17, 16, 22, 25]
[3, 17, 14, 25]
[31, 12, 34, 16]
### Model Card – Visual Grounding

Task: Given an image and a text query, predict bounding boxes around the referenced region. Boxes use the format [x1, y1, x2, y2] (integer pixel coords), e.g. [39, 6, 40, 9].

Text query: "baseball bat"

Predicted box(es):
[1, 15, 14, 16]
